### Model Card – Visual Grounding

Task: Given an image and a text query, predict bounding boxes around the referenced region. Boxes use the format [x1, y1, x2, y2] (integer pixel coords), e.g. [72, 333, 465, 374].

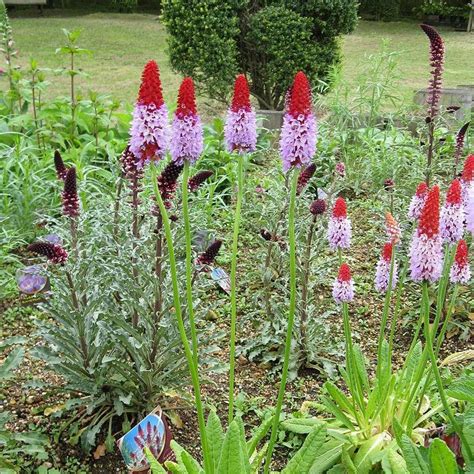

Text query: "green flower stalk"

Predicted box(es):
[150, 165, 212, 474]
[225, 75, 256, 424]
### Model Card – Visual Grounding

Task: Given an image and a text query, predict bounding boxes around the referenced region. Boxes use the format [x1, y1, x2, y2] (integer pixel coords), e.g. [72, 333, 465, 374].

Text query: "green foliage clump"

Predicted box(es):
[162, 0, 358, 109]
[359, 0, 401, 21]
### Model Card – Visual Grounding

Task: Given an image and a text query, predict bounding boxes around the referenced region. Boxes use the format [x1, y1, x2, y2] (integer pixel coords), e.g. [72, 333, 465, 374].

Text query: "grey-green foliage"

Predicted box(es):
[162, 0, 358, 109]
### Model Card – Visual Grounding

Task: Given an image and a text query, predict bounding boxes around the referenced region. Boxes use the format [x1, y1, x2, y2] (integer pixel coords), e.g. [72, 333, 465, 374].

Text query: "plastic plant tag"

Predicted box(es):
[317, 188, 328, 200]
[16, 265, 47, 295]
[43, 234, 62, 245]
[211, 267, 231, 294]
[118, 409, 174, 472]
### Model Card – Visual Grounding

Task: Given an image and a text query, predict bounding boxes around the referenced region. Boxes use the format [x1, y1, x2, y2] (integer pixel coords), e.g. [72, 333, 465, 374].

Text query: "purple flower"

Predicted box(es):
[170, 77, 203, 165]
[375, 242, 398, 293]
[332, 263, 354, 304]
[328, 198, 351, 250]
[408, 182, 429, 221]
[335, 162, 345, 178]
[279, 72, 317, 172]
[28, 242, 68, 265]
[466, 184, 474, 235]
[62, 167, 80, 218]
[450, 240, 471, 284]
[224, 75, 257, 153]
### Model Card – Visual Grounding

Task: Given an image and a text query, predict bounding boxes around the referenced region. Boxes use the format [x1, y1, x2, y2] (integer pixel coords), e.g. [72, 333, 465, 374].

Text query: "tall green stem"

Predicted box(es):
[182, 161, 199, 369]
[422, 283, 472, 462]
[228, 153, 244, 423]
[264, 171, 299, 474]
[150, 165, 213, 474]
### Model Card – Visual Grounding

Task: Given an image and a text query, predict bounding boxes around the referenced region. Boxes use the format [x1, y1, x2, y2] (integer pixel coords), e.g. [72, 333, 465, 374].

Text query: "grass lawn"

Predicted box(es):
[4, 8, 474, 108]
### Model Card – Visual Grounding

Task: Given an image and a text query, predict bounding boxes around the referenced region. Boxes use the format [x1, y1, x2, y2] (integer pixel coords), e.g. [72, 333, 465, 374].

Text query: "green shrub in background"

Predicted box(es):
[359, 0, 400, 21]
[162, 0, 358, 109]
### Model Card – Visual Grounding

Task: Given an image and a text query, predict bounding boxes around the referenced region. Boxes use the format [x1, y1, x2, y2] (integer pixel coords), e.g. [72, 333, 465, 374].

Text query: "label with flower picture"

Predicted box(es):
[117, 409, 174, 472]
[211, 267, 231, 294]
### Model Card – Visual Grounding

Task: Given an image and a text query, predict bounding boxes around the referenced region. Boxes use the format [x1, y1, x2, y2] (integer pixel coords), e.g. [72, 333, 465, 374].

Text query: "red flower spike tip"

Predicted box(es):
[176, 77, 197, 117]
[288, 71, 312, 118]
[338, 263, 351, 282]
[446, 179, 462, 205]
[418, 185, 440, 237]
[137, 60, 164, 107]
[416, 182, 428, 197]
[382, 242, 393, 262]
[454, 239, 468, 268]
[231, 74, 251, 112]
[462, 154, 474, 182]
[332, 197, 347, 219]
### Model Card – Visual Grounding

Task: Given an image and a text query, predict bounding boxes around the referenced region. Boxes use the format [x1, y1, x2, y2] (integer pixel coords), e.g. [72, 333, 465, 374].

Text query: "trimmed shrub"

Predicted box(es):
[162, 0, 358, 109]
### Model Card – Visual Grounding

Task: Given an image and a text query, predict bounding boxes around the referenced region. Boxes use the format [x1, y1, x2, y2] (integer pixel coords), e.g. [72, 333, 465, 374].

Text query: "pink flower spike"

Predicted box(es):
[409, 186, 443, 282]
[224, 74, 257, 153]
[328, 198, 351, 250]
[408, 182, 429, 220]
[333, 263, 355, 304]
[440, 180, 464, 244]
[170, 77, 203, 165]
[375, 242, 398, 292]
[279, 71, 317, 172]
[129, 61, 170, 165]
[450, 240, 471, 284]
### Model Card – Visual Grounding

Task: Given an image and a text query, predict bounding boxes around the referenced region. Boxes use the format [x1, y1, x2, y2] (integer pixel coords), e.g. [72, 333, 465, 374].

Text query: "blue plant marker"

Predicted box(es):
[211, 267, 231, 294]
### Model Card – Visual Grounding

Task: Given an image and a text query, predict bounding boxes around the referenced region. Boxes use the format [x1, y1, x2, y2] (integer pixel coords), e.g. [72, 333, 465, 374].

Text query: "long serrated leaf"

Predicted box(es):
[352, 344, 369, 392]
[0, 347, 24, 379]
[206, 410, 224, 470]
[181, 450, 203, 474]
[463, 405, 474, 463]
[282, 423, 327, 474]
[446, 377, 474, 403]
[428, 439, 458, 474]
[324, 381, 356, 416]
[280, 417, 322, 435]
[399, 434, 429, 474]
[309, 439, 346, 474]
[320, 395, 355, 429]
[217, 420, 251, 474]
[382, 448, 410, 474]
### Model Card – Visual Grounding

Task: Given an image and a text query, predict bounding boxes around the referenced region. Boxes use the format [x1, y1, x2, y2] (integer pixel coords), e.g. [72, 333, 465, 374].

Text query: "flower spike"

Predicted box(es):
[62, 167, 80, 218]
[188, 170, 213, 192]
[408, 182, 429, 220]
[224, 74, 257, 153]
[130, 61, 170, 165]
[157, 161, 183, 208]
[450, 239, 471, 284]
[54, 150, 68, 180]
[328, 197, 351, 249]
[170, 77, 203, 165]
[29, 242, 68, 265]
[440, 179, 464, 243]
[375, 242, 398, 292]
[279, 71, 317, 172]
[420, 24, 444, 119]
[297, 163, 316, 195]
[195, 240, 222, 267]
[332, 263, 355, 304]
[409, 185, 443, 282]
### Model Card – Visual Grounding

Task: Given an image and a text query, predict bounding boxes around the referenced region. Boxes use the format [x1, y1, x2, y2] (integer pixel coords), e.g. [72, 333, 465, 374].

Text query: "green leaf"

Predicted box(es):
[447, 377, 474, 403]
[217, 420, 251, 474]
[353, 433, 388, 474]
[382, 448, 409, 474]
[282, 423, 327, 474]
[250, 443, 268, 473]
[463, 405, 474, 463]
[324, 381, 356, 417]
[309, 439, 346, 473]
[206, 410, 224, 470]
[428, 439, 458, 474]
[281, 417, 322, 435]
[0, 347, 24, 379]
[341, 446, 357, 473]
[181, 450, 203, 474]
[352, 344, 369, 392]
[247, 415, 273, 455]
[144, 447, 167, 473]
[399, 435, 429, 474]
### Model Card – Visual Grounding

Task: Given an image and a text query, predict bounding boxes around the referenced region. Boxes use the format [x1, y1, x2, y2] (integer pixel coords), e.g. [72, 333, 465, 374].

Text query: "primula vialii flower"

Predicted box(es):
[170, 77, 203, 165]
[408, 182, 429, 220]
[188, 170, 213, 192]
[409, 185, 443, 282]
[420, 24, 444, 119]
[328, 197, 351, 249]
[130, 61, 170, 165]
[195, 240, 222, 267]
[461, 154, 474, 207]
[385, 212, 401, 244]
[224, 74, 257, 153]
[279, 71, 317, 172]
[332, 263, 354, 304]
[335, 162, 346, 178]
[440, 179, 464, 244]
[54, 150, 68, 180]
[296, 163, 316, 195]
[28, 242, 68, 265]
[466, 185, 474, 235]
[375, 242, 398, 292]
[449, 239, 471, 284]
[157, 161, 183, 208]
[62, 167, 79, 218]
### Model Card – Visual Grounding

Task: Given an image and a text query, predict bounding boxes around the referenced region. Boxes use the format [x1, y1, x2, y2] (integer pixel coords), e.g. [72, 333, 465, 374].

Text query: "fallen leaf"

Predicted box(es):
[93, 443, 106, 460]
[168, 410, 183, 429]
